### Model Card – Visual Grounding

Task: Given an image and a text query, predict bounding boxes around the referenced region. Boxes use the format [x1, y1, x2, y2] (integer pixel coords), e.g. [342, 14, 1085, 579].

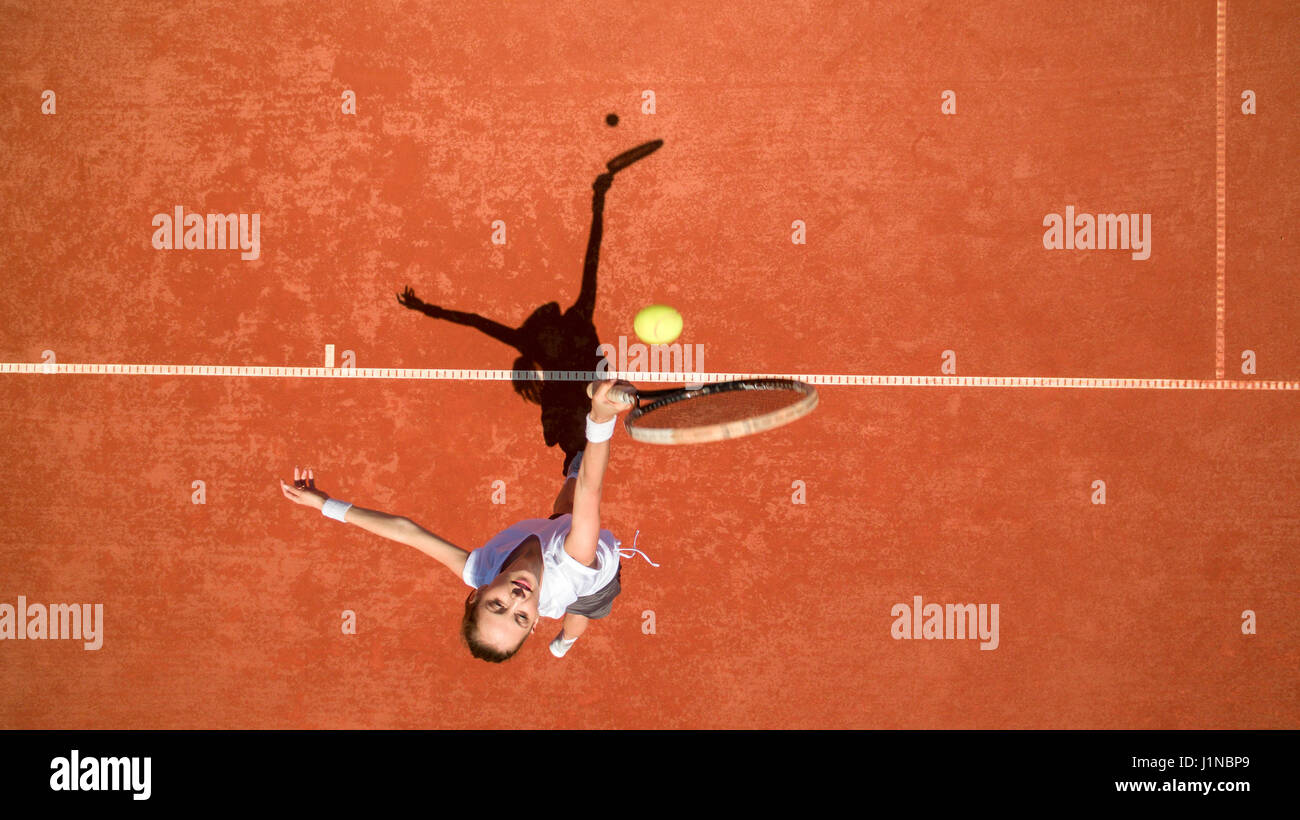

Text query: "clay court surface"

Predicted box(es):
[1, 1, 1296, 728]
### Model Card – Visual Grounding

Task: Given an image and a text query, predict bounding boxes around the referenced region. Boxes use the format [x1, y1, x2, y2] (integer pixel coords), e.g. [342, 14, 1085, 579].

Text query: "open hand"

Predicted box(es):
[396, 285, 448, 318]
[278, 466, 329, 510]
[396, 285, 427, 309]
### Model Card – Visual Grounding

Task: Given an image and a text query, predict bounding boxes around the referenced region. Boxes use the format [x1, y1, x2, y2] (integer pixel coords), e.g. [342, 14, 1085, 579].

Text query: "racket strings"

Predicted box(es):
[630, 385, 809, 429]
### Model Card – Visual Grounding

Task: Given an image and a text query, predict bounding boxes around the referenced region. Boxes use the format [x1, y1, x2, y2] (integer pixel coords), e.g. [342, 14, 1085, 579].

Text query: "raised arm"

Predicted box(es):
[562, 383, 633, 567]
[569, 174, 611, 322]
[278, 467, 469, 577]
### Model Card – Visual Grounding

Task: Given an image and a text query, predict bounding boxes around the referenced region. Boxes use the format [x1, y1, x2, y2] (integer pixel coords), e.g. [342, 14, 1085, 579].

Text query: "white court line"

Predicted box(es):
[2, 363, 1297, 391]
[1215, 0, 1227, 380]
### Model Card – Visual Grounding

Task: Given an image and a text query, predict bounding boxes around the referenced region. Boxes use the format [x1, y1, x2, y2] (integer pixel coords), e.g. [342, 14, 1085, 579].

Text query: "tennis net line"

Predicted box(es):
[2, 362, 1297, 391]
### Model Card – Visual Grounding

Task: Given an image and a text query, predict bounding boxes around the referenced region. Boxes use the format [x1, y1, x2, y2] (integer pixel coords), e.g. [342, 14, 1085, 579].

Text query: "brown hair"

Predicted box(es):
[461, 591, 527, 663]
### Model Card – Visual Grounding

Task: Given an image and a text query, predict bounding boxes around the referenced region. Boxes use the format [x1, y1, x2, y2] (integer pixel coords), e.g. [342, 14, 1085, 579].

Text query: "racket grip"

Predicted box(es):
[586, 381, 636, 405]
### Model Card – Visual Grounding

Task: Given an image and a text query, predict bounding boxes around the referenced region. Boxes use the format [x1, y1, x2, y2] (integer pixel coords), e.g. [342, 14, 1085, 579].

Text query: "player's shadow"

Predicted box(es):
[397, 139, 663, 473]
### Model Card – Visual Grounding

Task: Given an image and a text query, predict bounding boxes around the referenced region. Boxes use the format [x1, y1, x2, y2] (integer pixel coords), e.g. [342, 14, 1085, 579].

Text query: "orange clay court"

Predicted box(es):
[1, 1, 1297, 729]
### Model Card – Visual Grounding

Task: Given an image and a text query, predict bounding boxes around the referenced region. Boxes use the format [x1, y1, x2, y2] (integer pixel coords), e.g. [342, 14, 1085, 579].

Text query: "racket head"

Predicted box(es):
[623, 378, 818, 444]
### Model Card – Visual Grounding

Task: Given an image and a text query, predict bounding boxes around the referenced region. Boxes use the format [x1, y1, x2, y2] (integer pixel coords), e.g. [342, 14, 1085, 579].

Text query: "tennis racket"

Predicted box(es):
[586, 378, 818, 444]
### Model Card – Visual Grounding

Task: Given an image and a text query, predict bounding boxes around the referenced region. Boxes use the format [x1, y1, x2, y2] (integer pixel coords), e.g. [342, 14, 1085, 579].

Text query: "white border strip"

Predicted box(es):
[2, 363, 1297, 391]
[1215, 0, 1228, 380]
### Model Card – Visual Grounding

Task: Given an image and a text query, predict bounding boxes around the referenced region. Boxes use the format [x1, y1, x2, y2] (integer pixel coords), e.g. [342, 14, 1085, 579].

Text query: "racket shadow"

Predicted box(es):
[396, 139, 663, 473]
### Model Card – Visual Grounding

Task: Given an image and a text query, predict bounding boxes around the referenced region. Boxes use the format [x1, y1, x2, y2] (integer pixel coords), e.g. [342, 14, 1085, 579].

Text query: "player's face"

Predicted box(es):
[473, 574, 540, 652]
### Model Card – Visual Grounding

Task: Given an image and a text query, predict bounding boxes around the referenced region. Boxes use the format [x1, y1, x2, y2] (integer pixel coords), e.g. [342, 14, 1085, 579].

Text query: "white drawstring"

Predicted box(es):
[617, 529, 660, 568]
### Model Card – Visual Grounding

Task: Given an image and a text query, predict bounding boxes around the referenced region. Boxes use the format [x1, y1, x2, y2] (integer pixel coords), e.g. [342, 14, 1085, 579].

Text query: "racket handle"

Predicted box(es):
[586, 381, 636, 405]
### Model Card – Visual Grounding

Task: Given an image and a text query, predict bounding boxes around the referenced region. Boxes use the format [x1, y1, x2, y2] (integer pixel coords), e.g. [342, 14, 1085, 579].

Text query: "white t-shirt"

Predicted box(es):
[461, 514, 621, 619]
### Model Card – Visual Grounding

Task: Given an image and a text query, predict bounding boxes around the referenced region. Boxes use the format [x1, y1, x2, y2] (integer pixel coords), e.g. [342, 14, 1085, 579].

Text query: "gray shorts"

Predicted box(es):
[565, 566, 622, 620]
[547, 512, 623, 619]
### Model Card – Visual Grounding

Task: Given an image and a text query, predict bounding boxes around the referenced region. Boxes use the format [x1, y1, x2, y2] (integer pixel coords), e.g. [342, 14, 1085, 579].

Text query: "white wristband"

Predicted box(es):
[321, 498, 353, 522]
[585, 414, 617, 443]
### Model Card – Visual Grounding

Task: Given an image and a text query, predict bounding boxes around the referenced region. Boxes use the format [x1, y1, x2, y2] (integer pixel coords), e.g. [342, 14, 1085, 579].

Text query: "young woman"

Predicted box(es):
[278, 380, 641, 662]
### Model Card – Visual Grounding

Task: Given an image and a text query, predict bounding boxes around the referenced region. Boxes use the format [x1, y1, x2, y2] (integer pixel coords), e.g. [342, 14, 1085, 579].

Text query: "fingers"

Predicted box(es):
[597, 380, 634, 408]
[612, 379, 635, 403]
[288, 466, 315, 490]
[591, 379, 629, 398]
[591, 381, 634, 416]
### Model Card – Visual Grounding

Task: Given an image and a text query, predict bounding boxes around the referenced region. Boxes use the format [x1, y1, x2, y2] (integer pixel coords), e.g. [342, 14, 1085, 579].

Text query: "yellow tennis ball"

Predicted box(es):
[633, 304, 683, 345]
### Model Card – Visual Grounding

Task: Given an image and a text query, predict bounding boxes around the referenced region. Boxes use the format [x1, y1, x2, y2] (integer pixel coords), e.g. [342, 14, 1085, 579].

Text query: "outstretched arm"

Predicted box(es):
[279, 467, 469, 577]
[562, 382, 633, 567]
[349, 508, 469, 577]
[397, 286, 520, 348]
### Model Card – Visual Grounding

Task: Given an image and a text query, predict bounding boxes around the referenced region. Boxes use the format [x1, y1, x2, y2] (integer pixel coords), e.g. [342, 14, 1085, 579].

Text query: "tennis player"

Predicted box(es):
[277, 380, 646, 662]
